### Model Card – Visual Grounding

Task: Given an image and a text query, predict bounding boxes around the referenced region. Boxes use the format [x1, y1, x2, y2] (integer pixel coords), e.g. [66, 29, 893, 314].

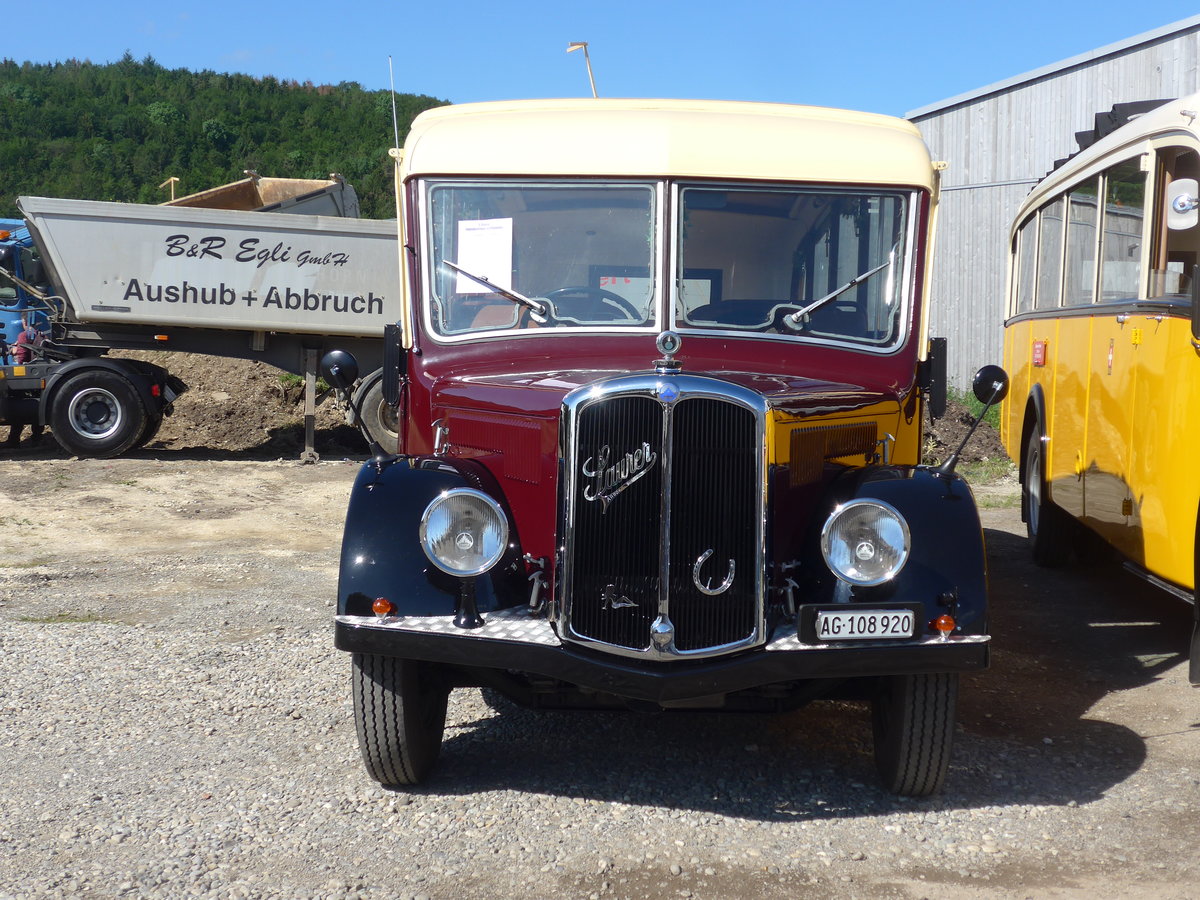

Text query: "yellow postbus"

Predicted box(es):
[1000, 93, 1200, 683]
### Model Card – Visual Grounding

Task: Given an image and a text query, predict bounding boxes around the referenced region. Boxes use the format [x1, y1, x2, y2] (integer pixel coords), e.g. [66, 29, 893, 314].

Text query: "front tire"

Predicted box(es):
[1023, 428, 1069, 567]
[49, 369, 147, 458]
[351, 653, 449, 786]
[872, 673, 957, 796]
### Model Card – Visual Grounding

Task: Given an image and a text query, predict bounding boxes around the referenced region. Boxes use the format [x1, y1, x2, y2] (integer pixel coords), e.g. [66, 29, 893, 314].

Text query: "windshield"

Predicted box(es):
[425, 181, 657, 336]
[675, 186, 912, 347]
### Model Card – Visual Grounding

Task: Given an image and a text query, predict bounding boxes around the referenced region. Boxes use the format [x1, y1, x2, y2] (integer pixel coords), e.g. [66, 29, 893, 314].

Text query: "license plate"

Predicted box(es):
[814, 608, 916, 641]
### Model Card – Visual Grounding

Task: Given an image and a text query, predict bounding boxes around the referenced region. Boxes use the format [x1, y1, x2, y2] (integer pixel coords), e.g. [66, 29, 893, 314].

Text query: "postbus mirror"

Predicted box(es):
[1167, 178, 1199, 230]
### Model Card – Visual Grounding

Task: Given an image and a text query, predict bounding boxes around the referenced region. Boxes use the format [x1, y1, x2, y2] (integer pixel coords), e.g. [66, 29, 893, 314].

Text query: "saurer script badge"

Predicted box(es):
[581, 442, 657, 513]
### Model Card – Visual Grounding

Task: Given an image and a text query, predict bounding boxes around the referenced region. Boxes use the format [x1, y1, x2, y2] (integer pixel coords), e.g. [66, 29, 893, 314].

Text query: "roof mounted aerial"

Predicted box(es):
[566, 42, 598, 98]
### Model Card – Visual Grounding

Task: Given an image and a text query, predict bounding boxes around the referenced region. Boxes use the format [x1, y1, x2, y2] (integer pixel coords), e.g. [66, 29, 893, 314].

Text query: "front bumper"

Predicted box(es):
[334, 608, 989, 704]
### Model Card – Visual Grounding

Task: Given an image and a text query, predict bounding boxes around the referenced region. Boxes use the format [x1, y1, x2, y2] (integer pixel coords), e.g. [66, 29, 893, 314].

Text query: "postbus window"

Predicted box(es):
[1099, 159, 1146, 301]
[1064, 177, 1099, 306]
[1036, 198, 1064, 309]
[1014, 215, 1037, 314]
[1152, 147, 1200, 297]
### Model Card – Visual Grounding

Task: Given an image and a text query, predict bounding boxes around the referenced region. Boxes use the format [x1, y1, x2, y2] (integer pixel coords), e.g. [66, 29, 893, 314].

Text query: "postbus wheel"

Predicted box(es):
[350, 653, 449, 786]
[1023, 428, 1069, 567]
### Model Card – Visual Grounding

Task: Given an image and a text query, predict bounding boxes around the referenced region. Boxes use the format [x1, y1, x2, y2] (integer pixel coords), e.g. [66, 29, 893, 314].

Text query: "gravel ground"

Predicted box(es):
[0, 456, 1197, 899]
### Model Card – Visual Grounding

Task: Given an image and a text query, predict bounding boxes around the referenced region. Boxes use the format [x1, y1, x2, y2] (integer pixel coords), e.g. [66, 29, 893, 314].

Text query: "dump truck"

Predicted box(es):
[0, 175, 399, 457]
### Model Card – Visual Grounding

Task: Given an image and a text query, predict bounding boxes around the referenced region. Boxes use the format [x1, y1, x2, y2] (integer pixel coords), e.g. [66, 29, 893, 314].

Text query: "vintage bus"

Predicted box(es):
[1001, 93, 1200, 683]
[326, 98, 1003, 796]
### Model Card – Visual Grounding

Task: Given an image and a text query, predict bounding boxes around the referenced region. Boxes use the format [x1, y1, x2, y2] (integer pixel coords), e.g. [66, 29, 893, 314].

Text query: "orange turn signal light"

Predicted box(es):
[372, 597, 394, 617]
[932, 614, 956, 635]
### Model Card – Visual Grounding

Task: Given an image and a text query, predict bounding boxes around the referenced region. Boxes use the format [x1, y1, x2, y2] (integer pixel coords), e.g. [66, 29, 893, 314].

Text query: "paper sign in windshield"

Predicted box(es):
[456, 218, 513, 293]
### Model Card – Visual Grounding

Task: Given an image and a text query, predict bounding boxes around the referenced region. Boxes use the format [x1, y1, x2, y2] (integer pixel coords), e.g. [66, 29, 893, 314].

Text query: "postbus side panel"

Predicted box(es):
[1047, 315, 1088, 518]
[1129, 315, 1200, 590]
[1084, 309, 1138, 554]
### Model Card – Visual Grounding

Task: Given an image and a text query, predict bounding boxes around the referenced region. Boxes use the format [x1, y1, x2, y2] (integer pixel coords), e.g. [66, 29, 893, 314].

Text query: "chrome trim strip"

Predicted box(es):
[335, 611, 989, 653]
[763, 628, 990, 652]
[339, 607, 561, 645]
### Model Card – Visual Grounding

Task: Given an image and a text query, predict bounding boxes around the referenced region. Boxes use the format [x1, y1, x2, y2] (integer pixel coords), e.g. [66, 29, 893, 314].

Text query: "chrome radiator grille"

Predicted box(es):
[561, 377, 765, 659]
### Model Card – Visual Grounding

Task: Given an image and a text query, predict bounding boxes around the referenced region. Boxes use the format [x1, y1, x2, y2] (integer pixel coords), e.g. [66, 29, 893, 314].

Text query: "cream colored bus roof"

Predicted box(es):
[401, 99, 934, 187]
[1016, 92, 1200, 224]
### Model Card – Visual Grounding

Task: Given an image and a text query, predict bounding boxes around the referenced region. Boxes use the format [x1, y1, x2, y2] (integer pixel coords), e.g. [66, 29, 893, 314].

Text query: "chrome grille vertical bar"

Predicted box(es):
[651, 392, 676, 652]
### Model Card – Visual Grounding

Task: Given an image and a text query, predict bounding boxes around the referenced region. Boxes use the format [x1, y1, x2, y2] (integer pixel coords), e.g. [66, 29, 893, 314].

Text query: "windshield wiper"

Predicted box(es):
[782, 244, 897, 332]
[441, 260, 549, 324]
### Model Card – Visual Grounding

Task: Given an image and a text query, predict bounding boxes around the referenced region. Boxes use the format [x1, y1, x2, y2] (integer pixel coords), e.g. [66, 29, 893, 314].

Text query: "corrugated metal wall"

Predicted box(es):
[910, 20, 1200, 392]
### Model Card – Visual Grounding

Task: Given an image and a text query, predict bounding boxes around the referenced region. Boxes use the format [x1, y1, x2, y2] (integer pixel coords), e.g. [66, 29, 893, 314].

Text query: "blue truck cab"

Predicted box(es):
[0, 218, 51, 358]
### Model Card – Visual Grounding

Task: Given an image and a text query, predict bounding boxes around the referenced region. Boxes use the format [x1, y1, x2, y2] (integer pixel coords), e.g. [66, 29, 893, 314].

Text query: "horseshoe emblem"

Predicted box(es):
[692, 549, 735, 596]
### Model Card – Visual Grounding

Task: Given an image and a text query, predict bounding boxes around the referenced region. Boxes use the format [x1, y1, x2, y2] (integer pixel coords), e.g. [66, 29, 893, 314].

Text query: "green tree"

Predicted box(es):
[0, 58, 448, 218]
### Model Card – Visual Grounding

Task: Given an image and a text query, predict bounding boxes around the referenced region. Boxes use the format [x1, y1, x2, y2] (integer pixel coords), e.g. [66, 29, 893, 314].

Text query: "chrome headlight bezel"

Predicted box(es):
[419, 488, 509, 577]
[820, 498, 911, 587]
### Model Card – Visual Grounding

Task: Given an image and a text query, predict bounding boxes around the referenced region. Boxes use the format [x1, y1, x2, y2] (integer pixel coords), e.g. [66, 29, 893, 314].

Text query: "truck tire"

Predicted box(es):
[872, 672, 957, 796]
[354, 373, 399, 451]
[131, 414, 164, 451]
[1023, 428, 1069, 567]
[50, 369, 148, 459]
[351, 653, 448, 786]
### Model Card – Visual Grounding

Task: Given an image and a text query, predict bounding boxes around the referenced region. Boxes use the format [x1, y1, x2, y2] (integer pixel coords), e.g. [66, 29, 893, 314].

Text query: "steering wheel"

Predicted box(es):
[544, 286, 643, 322]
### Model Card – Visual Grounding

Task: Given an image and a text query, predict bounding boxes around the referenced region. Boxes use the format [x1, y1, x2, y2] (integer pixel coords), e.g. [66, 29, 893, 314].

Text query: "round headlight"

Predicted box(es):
[419, 488, 509, 577]
[820, 499, 910, 586]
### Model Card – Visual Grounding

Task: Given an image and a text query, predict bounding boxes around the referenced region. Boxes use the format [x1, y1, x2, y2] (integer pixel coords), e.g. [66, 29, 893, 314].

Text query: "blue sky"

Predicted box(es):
[14, 2, 1200, 117]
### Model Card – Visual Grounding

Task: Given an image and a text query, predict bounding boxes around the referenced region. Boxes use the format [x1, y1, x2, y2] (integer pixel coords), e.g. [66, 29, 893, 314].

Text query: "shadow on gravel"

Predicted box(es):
[402, 525, 1188, 822]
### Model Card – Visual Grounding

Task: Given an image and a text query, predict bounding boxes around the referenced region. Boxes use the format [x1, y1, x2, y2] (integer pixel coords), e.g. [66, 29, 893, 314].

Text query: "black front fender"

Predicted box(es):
[337, 458, 525, 618]
[825, 465, 989, 636]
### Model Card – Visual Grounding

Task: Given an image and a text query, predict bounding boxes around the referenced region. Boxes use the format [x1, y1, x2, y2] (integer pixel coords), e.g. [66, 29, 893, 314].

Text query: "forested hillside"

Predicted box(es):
[0, 54, 448, 219]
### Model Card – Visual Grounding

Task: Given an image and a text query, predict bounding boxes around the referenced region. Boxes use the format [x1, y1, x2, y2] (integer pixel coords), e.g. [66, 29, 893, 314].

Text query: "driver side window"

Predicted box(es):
[426, 182, 657, 336]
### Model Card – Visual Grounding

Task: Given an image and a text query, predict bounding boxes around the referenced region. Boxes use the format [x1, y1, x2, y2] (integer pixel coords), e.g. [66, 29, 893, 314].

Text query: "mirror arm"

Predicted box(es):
[322, 350, 401, 470]
[935, 387, 1001, 478]
[934, 365, 1009, 478]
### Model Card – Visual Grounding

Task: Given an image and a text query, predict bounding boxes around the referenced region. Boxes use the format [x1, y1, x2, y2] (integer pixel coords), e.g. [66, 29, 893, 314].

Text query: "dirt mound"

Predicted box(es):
[924, 396, 1010, 466]
[116, 351, 364, 457]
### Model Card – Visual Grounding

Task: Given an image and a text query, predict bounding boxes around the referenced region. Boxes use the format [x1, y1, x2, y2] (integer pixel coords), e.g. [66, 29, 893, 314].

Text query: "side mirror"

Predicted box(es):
[1168, 178, 1199, 231]
[321, 348, 398, 468]
[971, 364, 1009, 406]
[320, 349, 360, 392]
